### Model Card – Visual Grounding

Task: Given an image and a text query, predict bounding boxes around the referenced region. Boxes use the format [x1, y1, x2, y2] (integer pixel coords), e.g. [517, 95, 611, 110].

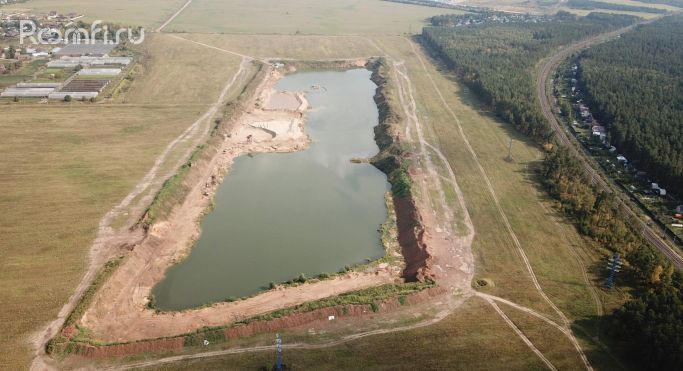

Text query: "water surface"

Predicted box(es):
[152, 69, 390, 310]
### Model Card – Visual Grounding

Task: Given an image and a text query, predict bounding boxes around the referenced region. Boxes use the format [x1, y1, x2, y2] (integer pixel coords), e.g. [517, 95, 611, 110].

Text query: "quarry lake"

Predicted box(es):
[152, 69, 391, 310]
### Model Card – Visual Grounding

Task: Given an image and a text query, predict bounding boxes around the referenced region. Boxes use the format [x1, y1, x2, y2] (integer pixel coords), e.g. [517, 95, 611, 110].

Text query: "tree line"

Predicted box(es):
[422, 12, 637, 144]
[577, 15, 683, 196]
[543, 148, 682, 370]
[422, 12, 681, 369]
[567, 0, 668, 14]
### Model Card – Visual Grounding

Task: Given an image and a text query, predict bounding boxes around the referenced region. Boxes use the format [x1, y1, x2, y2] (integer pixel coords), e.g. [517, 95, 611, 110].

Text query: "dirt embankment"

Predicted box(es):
[68, 286, 447, 358]
[67, 61, 408, 345]
[370, 60, 435, 283]
[49, 60, 444, 362]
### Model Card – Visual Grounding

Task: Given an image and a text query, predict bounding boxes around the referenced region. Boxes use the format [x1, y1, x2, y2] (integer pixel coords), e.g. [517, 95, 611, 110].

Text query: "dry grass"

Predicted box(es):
[0, 1, 639, 368]
[498, 300, 633, 370]
[4, 0, 187, 28]
[166, 0, 461, 35]
[595, 0, 680, 11]
[0, 104, 202, 370]
[142, 297, 549, 371]
[0, 32, 246, 369]
[122, 34, 243, 105]
[85, 34, 631, 369]
[372, 35, 630, 320]
[559, 6, 663, 19]
[179, 33, 382, 60]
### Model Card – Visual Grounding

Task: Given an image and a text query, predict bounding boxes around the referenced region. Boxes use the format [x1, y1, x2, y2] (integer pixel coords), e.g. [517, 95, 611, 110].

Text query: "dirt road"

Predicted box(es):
[156, 0, 194, 32]
[74, 65, 418, 343]
[404, 37, 592, 370]
[535, 19, 683, 269]
[29, 56, 253, 371]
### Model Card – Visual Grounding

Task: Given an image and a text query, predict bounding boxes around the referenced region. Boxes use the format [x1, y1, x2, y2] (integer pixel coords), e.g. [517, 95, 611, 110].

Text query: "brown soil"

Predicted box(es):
[393, 196, 434, 282]
[70, 287, 447, 359]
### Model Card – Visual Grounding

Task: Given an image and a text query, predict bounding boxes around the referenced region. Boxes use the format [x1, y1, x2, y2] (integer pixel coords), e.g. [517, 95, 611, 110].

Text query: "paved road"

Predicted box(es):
[536, 20, 683, 269]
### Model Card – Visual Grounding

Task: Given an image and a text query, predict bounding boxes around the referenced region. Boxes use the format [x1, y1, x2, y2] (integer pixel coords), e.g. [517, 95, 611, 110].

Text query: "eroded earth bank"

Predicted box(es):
[47, 59, 474, 361]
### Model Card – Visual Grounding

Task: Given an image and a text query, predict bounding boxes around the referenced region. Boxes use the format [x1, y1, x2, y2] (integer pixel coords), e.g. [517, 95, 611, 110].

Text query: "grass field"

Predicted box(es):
[0, 104, 203, 369]
[144, 298, 551, 371]
[166, 0, 461, 35]
[55, 33, 628, 369]
[0, 0, 639, 369]
[180, 33, 382, 59]
[595, 0, 681, 11]
[0, 33, 245, 370]
[4, 0, 187, 28]
[372, 35, 628, 324]
[462, 0, 679, 14]
[122, 34, 243, 104]
[559, 6, 665, 18]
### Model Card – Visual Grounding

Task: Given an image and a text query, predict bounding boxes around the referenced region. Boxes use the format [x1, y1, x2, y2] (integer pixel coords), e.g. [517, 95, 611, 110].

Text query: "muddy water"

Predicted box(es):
[152, 69, 390, 310]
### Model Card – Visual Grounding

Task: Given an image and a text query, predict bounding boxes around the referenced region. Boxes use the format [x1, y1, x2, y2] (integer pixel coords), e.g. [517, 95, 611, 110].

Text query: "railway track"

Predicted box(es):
[536, 20, 683, 269]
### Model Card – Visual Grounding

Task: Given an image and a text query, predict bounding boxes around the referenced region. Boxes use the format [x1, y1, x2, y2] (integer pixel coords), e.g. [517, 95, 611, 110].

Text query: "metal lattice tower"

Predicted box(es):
[276, 333, 283, 371]
[605, 253, 622, 289]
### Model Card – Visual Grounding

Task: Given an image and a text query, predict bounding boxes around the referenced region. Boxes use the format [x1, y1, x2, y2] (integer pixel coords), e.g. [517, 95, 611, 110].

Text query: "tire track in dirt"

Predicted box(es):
[29, 58, 252, 371]
[485, 298, 558, 371]
[403, 38, 593, 370]
[406, 37, 569, 323]
[103, 295, 473, 371]
[536, 199, 604, 317]
[369, 36, 571, 368]
[156, 0, 194, 33]
[477, 293, 567, 335]
[170, 34, 256, 60]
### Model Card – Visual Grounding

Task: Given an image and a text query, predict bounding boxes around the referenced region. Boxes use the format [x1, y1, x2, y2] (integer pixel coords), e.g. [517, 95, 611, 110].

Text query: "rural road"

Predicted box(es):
[29, 58, 253, 371]
[156, 0, 194, 32]
[536, 19, 683, 270]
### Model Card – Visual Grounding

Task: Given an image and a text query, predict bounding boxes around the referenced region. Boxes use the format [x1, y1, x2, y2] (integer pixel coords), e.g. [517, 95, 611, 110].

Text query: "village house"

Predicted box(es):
[592, 125, 607, 141]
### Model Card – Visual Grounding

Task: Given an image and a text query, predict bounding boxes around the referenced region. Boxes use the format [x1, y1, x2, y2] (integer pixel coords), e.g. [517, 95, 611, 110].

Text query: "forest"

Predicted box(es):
[421, 12, 637, 144]
[577, 15, 683, 196]
[543, 148, 682, 370]
[423, 12, 681, 369]
[567, 0, 668, 14]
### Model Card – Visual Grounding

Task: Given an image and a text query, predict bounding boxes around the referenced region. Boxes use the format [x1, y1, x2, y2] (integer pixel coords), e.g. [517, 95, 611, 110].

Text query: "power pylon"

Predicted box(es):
[605, 253, 622, 289]
[275, 333, 283, 371]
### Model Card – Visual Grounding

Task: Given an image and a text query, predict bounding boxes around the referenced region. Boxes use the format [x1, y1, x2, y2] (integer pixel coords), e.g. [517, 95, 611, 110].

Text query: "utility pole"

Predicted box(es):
[505, 139, 514, 162]
[605, 253, 622, 289]
[275, 333, 283, 371]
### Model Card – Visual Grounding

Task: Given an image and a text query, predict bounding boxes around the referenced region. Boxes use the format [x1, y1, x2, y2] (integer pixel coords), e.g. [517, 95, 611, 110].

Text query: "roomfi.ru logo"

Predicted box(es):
[19, 20, 145, 45]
